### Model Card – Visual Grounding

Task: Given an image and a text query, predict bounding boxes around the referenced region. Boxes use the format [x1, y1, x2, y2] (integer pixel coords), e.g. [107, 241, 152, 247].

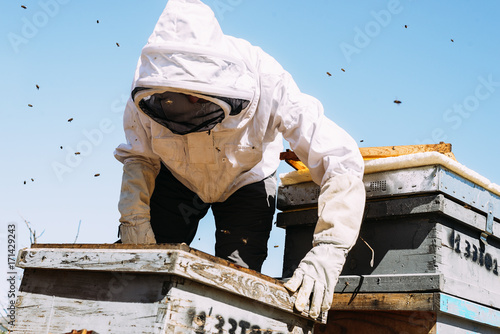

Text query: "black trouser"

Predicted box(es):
[150, 164, 276, 272]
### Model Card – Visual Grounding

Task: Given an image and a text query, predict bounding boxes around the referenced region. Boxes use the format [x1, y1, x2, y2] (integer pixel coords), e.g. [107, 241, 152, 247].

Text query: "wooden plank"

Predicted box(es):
[279, 143, 455, 171]
[438, 293, 500, 328]
[318, 293, 500, 333]
[435, 313, 499, 334]
[334, 274, 442, 294]
[29, 243, 279, 282]
[315, 310, 437, 334]
[331, 292, 438, 312]
[280, 150, 308, 170]
[16, 244, 325, 322]
[360, 143, 453, 160]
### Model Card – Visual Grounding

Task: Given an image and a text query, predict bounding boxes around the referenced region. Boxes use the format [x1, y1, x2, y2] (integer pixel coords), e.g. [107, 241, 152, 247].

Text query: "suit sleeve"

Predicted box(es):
[114, 99, 161, 225]
[258, 50, 365, 249]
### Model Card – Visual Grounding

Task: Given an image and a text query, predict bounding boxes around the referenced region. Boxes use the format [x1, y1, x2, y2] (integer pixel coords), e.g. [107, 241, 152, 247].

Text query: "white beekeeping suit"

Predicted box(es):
[115, 0, 365, 319]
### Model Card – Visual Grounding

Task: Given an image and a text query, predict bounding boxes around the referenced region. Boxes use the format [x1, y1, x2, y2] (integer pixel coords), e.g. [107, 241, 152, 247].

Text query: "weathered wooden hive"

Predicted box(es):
[13, 244, 319, 334]
[278, 149, 500, 333]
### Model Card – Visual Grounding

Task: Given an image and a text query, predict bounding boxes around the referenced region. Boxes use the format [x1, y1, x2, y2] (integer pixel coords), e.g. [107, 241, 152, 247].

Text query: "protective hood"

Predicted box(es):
[131, 0, 257, 133]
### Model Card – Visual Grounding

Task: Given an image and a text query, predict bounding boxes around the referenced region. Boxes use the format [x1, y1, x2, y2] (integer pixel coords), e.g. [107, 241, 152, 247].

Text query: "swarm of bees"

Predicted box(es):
[20, 11, 124, 187]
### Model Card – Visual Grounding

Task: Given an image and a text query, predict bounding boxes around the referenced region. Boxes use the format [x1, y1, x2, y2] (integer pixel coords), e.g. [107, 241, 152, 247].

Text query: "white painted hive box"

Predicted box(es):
[13, 244, 318, 334]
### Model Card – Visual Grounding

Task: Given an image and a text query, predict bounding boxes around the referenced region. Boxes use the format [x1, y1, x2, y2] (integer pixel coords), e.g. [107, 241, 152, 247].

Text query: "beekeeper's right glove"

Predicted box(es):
[284, 243, 347, 319]
[118, 161, 158, 244]
[284, 173, 365, 319]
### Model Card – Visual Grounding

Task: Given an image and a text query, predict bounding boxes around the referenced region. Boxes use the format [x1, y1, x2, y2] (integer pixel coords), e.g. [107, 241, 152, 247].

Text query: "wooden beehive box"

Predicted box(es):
[278, 152, 500, 333]
[12, 244, 318, 334]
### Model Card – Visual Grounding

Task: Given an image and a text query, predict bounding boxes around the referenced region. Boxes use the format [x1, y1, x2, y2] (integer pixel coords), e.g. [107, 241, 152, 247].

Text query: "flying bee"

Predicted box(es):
[116, 42, 120, 47]
[326, 72, 332, 77]
[341, 68, 345, 72]
[97, 20, 99, 24]
[404, 25, 407, 28]
[451, 39, 454, 42]
[28, 104, 33, 107]
[274, 245, 279, 248]
[68, 118, 73, 122]
[394, 99, 402, 104]
[75, 152, 81, 155]
[36, 84, 40, 90]
[221, 230, 231, 235]
[94, 173, 100, 177]
[24, 181, 26, 185]
[31, 178, 34, 182]
[21, 5, 27, 9]
[241, 238, 248, 245]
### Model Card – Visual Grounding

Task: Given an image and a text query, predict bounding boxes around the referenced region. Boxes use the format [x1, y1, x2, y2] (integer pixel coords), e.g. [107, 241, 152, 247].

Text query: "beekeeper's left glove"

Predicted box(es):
[118, 161, 158, 244]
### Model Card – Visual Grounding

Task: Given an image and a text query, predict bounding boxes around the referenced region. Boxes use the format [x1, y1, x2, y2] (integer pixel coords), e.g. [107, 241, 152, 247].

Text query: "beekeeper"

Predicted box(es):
[114, 0, 365, 319]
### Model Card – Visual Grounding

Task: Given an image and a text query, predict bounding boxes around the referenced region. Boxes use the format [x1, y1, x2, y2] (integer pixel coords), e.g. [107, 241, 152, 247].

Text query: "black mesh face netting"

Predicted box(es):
[134, 89, 249, 135]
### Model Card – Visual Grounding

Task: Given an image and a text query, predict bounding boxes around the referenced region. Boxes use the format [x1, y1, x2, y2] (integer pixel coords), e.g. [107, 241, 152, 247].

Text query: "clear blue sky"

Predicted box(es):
[1, 0, 499, 291]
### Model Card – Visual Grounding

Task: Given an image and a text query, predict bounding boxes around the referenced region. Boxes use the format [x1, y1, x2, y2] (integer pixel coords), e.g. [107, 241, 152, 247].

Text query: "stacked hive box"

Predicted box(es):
[13, 244, 319, 334]
[278, 152, 500, 333]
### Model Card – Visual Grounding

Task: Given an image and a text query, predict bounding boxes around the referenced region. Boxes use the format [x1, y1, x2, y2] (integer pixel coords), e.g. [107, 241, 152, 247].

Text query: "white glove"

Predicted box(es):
[118, 161, 159, 244]
[284, 174, 365, 319]
[284, 244, 346, 319]
[120, 220, 156, 244]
